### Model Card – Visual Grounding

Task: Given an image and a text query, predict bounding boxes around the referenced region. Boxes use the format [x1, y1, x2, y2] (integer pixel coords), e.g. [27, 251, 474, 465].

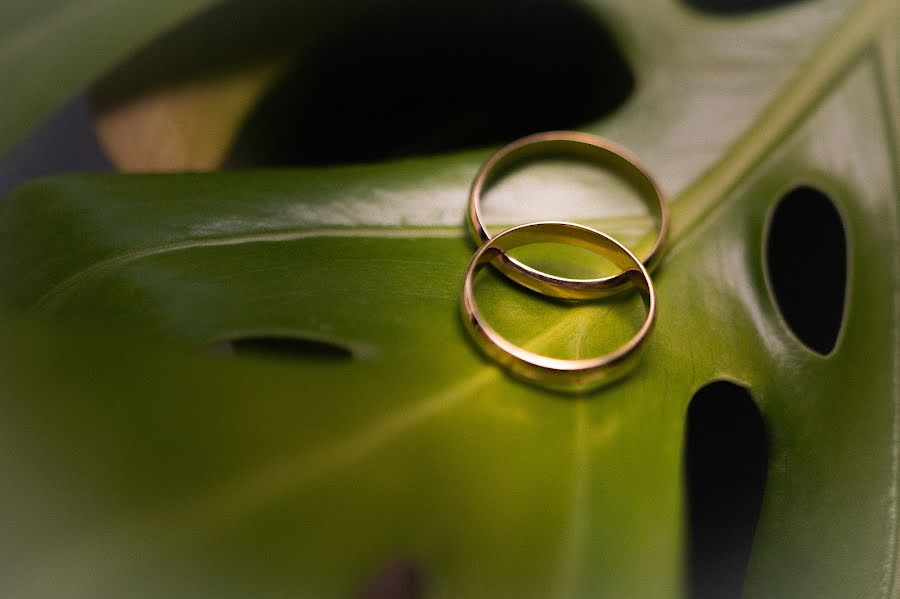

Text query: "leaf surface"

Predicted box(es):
[0, 0, 898, 597]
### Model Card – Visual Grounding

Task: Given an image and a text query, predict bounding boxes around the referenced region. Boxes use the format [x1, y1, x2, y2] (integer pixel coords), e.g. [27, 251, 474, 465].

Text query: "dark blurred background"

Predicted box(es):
[0, 92, 112, 199]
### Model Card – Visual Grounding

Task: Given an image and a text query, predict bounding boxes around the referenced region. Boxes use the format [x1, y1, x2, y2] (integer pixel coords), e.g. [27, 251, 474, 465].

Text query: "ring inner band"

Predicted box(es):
[461, 222, 656, 393]
[467, 131, 668, 300]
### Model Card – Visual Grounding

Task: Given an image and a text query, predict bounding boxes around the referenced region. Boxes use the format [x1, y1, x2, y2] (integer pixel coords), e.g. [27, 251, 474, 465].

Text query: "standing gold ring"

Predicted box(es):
[461, 222, 656, 393]
[467, 131, 668, 300]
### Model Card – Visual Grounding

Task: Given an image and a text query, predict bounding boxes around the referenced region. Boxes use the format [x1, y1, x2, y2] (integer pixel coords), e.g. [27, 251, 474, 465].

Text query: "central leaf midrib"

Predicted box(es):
[31, 214, 654, 310]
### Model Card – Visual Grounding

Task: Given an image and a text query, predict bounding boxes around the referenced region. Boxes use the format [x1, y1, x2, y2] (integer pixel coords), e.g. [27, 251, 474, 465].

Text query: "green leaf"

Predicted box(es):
[0, 0, 214, 157]
[0, 0, 898, 597]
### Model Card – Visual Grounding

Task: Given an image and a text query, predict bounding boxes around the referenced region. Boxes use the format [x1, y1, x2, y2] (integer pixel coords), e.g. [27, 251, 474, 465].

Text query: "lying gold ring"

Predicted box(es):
[467, 131, 668, 300]
[461, 222, 656, 393]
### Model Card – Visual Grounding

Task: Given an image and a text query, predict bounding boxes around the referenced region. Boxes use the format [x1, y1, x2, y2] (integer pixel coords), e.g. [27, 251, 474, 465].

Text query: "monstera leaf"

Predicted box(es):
[0, 0, 214, 157]
[0, 0, 898, 597]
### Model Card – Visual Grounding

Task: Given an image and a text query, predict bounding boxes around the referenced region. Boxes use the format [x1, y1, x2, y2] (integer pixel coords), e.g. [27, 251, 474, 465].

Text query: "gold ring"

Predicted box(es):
[467, 131, 668, 300]
[461, 222, 656, 393]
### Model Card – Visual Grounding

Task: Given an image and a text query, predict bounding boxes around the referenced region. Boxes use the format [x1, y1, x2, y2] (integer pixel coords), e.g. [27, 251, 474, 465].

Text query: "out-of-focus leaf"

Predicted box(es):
[0, 0, 898, 598]
[88, 0, 851, 175]
[87, 0, 336, 171]
[93, 59, 288, 172]
[0, 0, 215, 158]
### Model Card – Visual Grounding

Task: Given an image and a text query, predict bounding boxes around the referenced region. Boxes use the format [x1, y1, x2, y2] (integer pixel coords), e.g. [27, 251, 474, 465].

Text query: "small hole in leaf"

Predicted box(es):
[682, 0, 809, 15]
[214, 335, 353, 361]
[765, 185, 846, 355]
[359, 561, 423, 599]
[228, 0, 634, 166]
[685, 380, 768, 599]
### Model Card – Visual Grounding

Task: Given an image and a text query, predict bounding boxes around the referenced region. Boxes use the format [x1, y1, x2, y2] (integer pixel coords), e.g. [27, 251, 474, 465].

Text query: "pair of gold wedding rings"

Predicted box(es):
[460, 131, 669, 393]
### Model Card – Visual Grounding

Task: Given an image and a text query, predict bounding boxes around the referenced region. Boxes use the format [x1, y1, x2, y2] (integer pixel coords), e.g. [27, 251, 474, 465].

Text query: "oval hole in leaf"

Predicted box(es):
[212, 335, 353, 362]
[359, 560, 424, 599]
[682, 0, 808, 15]
[685, 380, 768, 599]
[765, 185, 847, 355]
[229, 0, 634, 167]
